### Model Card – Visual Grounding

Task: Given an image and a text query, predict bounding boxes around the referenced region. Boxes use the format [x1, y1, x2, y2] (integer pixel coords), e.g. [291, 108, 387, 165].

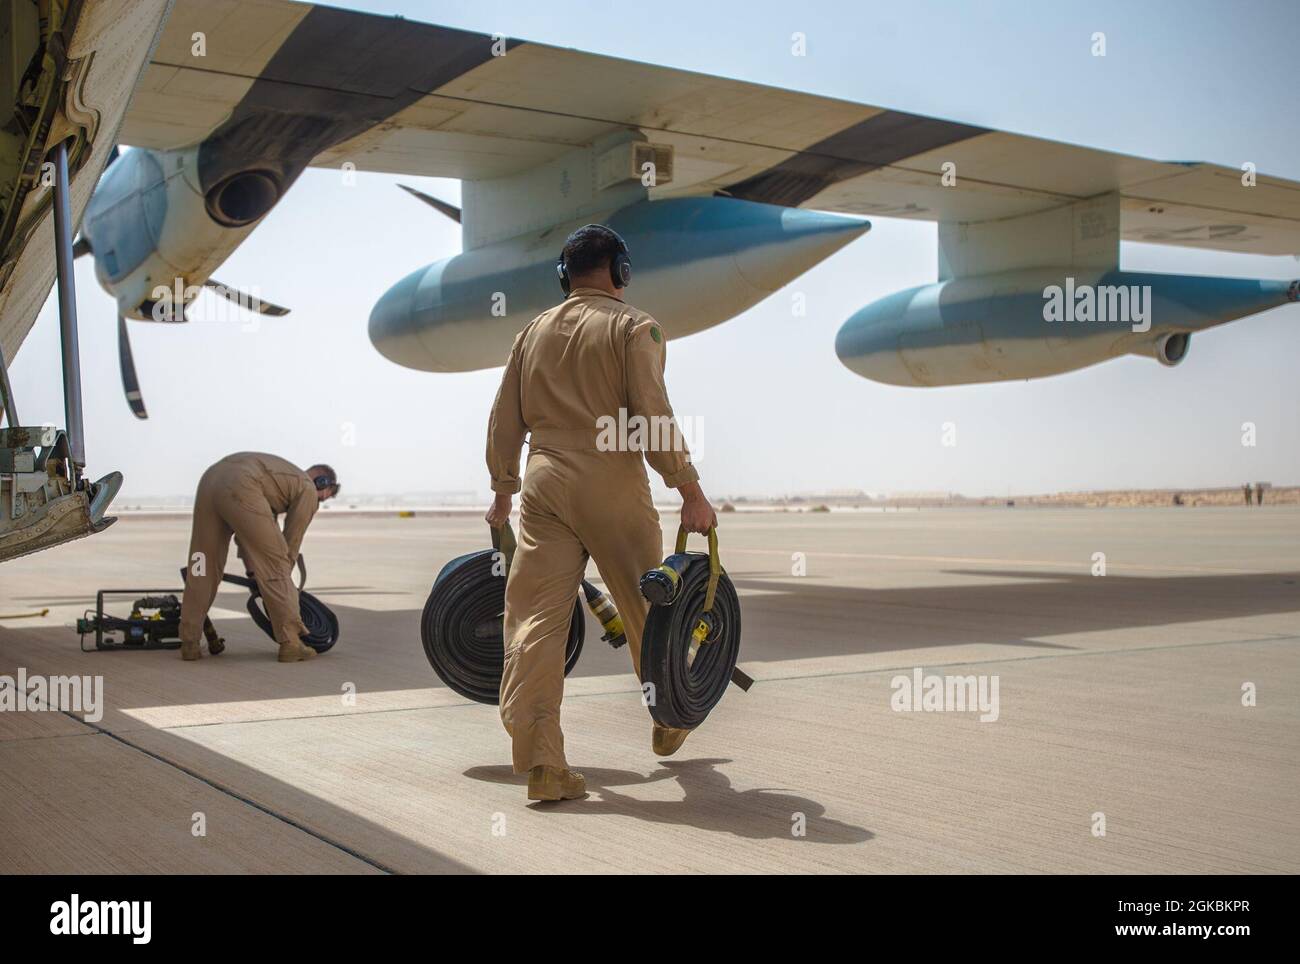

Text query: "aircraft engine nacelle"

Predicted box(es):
[835, 269, 1298, 387]
[81, 146, 280, 321]
[369, 196, 869, 372]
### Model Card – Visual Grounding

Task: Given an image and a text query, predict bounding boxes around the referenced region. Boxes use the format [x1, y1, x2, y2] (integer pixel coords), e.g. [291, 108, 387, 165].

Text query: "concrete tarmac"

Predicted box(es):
[1, 507, 1297, 873]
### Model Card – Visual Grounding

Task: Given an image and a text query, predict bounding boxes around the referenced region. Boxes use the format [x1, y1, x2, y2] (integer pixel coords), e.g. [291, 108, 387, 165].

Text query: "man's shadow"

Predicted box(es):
[464, 758, 873, 844]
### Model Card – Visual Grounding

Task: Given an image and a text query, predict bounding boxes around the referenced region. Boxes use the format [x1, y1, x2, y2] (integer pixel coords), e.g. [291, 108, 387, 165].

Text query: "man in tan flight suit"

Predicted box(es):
[179, 452, 339, 662]
[485, 224, 717, 801]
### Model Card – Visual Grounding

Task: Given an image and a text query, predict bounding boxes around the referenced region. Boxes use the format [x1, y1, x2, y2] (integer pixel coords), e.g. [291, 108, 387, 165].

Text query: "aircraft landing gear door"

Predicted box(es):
[0, 141, 122, 564]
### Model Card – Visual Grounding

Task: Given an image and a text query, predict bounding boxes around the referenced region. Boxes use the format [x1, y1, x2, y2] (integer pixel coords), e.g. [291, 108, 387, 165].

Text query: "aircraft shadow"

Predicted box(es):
[4, 566, 1292, 871]
[3, 568, 1298, 710]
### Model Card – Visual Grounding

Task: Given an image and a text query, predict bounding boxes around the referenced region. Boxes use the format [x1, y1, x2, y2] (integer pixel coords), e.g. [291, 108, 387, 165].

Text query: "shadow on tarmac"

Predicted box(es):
[464, 758, 873, 843]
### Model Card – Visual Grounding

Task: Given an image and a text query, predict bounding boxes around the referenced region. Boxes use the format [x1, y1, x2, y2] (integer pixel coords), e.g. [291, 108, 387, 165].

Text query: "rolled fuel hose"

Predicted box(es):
[419, 523, 584, 705]
[179, 556, 339, 653]
[639, 525, 749, 731]
[219, 555, 339, 653]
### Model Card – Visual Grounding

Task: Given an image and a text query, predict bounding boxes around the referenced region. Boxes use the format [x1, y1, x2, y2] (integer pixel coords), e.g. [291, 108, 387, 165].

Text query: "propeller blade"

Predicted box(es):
[117, 316, 148, 420]
[398, 183, 461, 223]
[203, 279, 290, 316]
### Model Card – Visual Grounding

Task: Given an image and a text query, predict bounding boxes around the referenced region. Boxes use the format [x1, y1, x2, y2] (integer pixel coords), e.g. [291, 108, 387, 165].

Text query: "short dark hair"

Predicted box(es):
[308, 464, 338, 493]
[561, 224, 624, 277]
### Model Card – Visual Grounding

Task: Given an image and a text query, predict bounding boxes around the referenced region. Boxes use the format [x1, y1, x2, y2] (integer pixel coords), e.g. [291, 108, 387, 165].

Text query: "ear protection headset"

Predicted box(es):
[556, 225, 631, 295]
[312, 472, 339, 496]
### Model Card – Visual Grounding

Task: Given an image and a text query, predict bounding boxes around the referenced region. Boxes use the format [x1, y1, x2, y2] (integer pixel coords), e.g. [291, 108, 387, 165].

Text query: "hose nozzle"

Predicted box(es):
[581, 580, 626, 648]
[640, 553, 692, 606]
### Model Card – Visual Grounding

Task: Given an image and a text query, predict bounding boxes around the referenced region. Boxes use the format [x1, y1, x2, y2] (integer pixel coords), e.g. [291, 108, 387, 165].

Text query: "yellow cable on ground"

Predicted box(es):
[0, 608, 50, 619]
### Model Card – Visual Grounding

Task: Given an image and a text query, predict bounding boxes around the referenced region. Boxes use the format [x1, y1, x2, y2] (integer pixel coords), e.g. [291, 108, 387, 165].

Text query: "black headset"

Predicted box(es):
[556, 225, 632, 295]
[312, 472, 339, 495]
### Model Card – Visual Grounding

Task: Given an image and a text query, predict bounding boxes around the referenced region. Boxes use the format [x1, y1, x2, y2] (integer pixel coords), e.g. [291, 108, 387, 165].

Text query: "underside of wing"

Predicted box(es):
[120, 0, 1300, 259]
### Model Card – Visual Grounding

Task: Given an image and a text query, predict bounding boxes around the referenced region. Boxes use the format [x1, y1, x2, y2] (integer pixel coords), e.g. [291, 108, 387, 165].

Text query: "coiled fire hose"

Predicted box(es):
[184, 555, 340, 653]
[420, 523, 590, 704]
[639, 525, 750, 730]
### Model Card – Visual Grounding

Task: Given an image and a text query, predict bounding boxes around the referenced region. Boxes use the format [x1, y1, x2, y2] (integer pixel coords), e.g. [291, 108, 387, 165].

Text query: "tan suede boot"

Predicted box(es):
[527, 765, 587, 801]
[202, 620, 225, 656]
[652, 722, 690, 757]
[180, 638, 202, 661]
[277, 639, 317, 663]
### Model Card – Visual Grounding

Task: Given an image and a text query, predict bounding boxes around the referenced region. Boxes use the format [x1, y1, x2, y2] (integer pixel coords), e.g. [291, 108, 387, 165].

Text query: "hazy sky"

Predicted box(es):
[8, 0, 1299, 500]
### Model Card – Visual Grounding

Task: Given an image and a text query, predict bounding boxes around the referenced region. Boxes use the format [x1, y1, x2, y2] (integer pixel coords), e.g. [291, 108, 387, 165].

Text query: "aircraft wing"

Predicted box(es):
[120, 0, 1300, 257]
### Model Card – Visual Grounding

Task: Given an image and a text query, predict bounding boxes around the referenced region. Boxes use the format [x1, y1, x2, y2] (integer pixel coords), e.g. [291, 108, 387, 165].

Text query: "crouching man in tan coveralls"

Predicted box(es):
[485, 224, 717, 801]
[179, 452, 339, 663]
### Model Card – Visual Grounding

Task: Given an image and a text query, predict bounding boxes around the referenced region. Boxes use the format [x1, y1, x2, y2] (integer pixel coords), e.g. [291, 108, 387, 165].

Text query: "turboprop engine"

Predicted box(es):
[79, 146, 281, 322]
[73, 146, 290, 418]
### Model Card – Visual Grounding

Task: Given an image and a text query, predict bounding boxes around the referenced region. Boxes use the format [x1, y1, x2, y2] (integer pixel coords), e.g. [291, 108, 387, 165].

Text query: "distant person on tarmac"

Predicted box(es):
[484, 223, 716, 802]
[1243, 483, 1252, 505]
[179, 453, 338, 662]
